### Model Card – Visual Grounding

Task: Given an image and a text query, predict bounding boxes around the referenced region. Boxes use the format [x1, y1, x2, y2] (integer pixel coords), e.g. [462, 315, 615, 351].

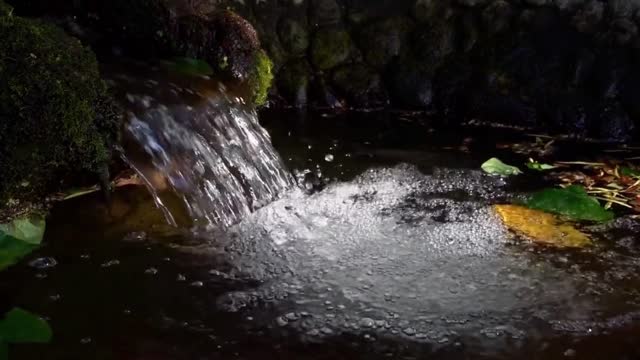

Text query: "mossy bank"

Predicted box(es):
[0, 0, 120, 220]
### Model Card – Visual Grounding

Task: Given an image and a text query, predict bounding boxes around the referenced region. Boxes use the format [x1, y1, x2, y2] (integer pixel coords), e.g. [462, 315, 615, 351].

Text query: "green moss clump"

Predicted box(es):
[248, 50, 274, 106]
[0, 3, 120, 216]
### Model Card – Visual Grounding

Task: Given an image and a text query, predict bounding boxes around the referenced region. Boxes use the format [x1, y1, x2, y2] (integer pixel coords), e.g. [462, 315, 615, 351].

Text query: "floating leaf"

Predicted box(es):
[162, 57, 213, 77]
[524, 185, 613, 222]
[526, 159, 557, 171]
[0, 308, 52, 344]
[0, 216, 45, 245]
[481, 158, 522, 176]
[0, 236, 38, 271]
[494, 205, 591, 248]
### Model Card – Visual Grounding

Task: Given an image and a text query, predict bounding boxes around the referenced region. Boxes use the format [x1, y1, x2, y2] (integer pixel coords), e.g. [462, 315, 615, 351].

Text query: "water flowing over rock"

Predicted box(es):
[110, 65, 293, 228]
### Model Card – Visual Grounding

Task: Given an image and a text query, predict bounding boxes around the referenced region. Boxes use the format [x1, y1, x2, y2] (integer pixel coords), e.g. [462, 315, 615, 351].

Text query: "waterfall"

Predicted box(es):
[109, 63, 293, 228]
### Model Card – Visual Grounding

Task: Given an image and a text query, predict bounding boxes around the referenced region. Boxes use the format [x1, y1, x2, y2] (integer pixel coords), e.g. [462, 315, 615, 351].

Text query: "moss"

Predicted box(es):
[248, 49, 274, 106]
[0, 5, 120, 217]
[311, 27, 352, 70]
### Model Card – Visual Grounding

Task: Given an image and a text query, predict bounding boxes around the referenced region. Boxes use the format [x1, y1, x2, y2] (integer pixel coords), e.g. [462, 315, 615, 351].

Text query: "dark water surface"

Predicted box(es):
[3, 106, 640, 358]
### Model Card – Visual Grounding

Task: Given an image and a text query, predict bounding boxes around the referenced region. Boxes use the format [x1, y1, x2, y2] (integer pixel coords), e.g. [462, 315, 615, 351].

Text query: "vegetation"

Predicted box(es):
[0, 0, 119, 219]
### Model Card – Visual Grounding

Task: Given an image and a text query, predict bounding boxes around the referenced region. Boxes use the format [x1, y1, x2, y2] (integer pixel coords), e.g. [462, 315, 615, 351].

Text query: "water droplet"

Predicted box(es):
[324, 154, 334, 162]
[177, 274, 186, 281]
[80, 337, 92, 344]
[28, 257, 57, 269]
[190, 281, 204, 287]
[564, 349, 576, 357]
[101, 260, 120, 268]
[144, 267, 158, 275]
[49, 294, 61, 302]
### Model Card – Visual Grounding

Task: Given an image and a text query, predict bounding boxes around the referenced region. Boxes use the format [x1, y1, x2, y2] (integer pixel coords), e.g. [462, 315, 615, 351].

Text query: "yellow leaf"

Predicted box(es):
[494, 205, 592, 248]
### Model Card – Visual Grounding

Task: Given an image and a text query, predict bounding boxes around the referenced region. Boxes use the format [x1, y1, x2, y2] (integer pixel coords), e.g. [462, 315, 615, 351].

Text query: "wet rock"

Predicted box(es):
[311, 26, 352, 70]
[387, 56, 434, 109]
[277, 60, 312, 107]
[356, 17, 412, 69]
[456, 0, 489, 7]
[344, 0, 414, 24]
[554, 0, 585, 11]
[459, 12, 479, 53]
[572, 0, 605, 33]
[309, 0, 342, 26]
[331, 64, 388, 108]
[277, 18, 309, 55]
[595, 102, 635, 142]
[410, 19, 457, 71]
[482, 0, 515, 35]
[609, 18, 638, 45]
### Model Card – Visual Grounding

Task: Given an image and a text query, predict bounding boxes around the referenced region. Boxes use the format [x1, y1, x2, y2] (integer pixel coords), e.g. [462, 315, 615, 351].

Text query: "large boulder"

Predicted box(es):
[0, 1, 120, 219]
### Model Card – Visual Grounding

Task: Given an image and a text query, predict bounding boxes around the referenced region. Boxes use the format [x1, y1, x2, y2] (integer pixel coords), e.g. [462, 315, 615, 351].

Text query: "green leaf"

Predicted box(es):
[162, 57, 214, 77]
[0, 235, 38, 271]
[524, 185, 614, 222]
[0, 216, 45, 244]
[62, 186, 99, 200]
[526, 160, 557, 171]
[0, 308, 52, 344]
[620, 166, 640, 178]
[0, 342, 7, 360]
[481, 158, 523, 176]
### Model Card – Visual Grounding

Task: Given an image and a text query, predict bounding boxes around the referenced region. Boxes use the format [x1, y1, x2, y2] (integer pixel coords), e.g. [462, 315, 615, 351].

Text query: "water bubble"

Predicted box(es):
[359, 318, 375, 328]
[101, 260, 120, 268]
[276, 317, 288, 327]
[564, 349, 576, 357]
[325, 154, 334, 162]
[28, 257, 57, 269]
[402, 328, 416, 336]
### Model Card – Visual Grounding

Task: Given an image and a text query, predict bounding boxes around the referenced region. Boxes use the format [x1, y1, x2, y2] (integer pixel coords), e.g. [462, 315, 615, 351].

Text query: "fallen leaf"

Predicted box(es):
[0, 308, 52, 344]
[494, 205, 591, 248]
[524, 185, 614, 222]
[481, 158, 522, 176]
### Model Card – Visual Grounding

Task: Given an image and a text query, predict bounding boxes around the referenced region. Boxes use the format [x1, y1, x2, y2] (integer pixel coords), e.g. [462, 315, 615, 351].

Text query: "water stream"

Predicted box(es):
[107, 61, 293, 228]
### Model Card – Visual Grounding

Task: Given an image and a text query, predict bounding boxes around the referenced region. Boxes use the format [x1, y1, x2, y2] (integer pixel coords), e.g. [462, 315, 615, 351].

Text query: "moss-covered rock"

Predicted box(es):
[357, 17, 412, 69]
[248, 50, 274, 106]
[332, 64, 388, 108]
[311, 27, 352, 70]
[277, 18, 309, 55]
[0, 2, 120, 219]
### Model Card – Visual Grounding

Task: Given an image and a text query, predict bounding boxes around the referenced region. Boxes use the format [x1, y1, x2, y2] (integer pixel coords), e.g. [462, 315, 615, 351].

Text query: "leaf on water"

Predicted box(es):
[526, 159, 557, 171]
[481, 158, 522, 176]
[0, 236, 38, 271]
[0, 308, 52, 344]
[0, 216, 45, 244]
[494, 205, 591, 248]
[162, 57, 214, 77]
[524, 185, 614, 222]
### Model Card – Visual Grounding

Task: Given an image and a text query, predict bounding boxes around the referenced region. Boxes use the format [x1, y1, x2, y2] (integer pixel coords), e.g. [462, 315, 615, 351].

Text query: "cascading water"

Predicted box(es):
[107, 62, 294, 228]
